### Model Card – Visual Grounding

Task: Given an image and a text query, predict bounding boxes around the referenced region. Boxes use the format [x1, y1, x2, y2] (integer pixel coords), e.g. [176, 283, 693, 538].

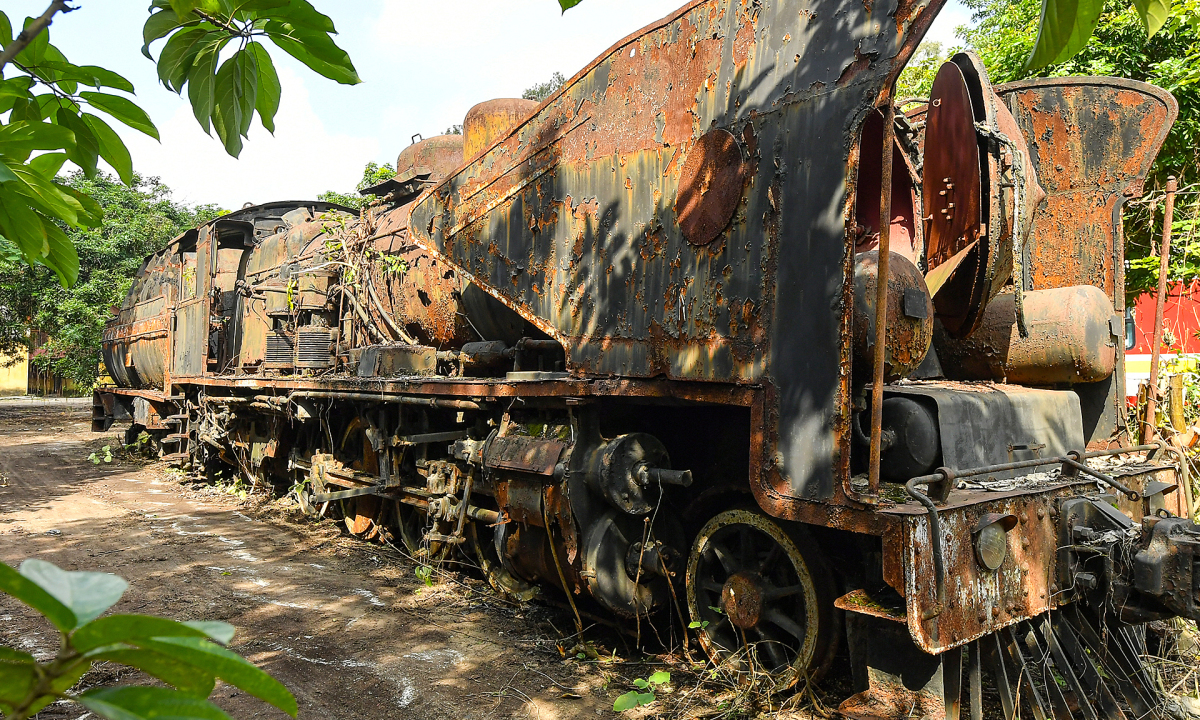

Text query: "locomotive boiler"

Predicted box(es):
[94, 0, 1200, 716]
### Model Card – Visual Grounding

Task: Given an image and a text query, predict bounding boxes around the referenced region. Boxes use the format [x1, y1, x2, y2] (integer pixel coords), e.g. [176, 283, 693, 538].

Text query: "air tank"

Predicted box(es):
[396, 134, 465, 181]
[934, 285, 1119, 384]
[463, 99, 539, 160]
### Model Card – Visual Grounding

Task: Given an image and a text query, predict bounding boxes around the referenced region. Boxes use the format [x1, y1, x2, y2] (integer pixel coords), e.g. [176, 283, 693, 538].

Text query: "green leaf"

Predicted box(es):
[633, 678, 649, 690]
[82, 114, 134, 186]
[79, 686, 232, 720]
[3, 162, 83, 225]
[0, 11, 12, 46]
[246, 41, 279, 134]
[233, 48, 258, 137]
[74, 615, 214, 653]
[169, 0, 223, 17]
[15, 16, 49, 66]
[264, 20, 360, 85]
[0, 185, 48, 262]
[647, 671, 671, 685]
[132, 637, 297, 716]
[19, 559, 125, 627]
[92, 648, 217, 698]
[79, 92, 160, 140]
[0, 647, 35, 664]
[40, 209, 81, 287]
[0, 662, 35, 711]
[0, 120, 77, 160]
[156, 26, 210, 92]
[29, 151, 68, 178]
[212, 55, 246, 156]
[1131, 0, 1171, 36]
[57, 183, 104, 226]
[181, 620, 236, 645]
[271, 0, 336, 32]
[187, 44, 220, 135]
[1025, 0, 1104, 70]
[142, 8, 187, 59]
[57, 108, 100, 178]
[559, 0, 584, 10]
[613, 690, 656, 711]
[76, 65, 136, 93]
[0, 560, 77, 630]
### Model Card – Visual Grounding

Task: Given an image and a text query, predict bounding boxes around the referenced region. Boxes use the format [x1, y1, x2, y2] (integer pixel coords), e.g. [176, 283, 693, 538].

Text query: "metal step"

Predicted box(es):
[161, 433, 189, 444]
[162, 452, 189, 465]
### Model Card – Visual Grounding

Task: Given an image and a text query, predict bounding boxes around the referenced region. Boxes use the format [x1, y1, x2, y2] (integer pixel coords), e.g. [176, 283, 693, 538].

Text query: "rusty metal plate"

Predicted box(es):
[922, 61, 983, 334]
[675, 128, 745, 246]
[486, 436, 567, 475]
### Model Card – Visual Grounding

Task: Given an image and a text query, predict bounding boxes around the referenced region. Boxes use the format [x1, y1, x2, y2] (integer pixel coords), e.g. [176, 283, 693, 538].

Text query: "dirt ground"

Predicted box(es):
[0, 401, 838, 720]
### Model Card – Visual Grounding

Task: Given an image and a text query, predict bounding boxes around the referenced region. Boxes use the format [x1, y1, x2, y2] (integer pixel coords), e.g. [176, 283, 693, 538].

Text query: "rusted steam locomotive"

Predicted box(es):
[94, 0, 1200, 716]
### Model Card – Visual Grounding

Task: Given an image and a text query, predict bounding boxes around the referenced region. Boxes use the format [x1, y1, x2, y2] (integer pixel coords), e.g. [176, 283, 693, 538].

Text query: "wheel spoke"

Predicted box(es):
[707, 540, 738, 575]
[758, 542, 782, 573]
[753, 627, 790, 671]
[764, 609, 808, 642]
[763, 584, 803, 601]
[702, 579, 725, 595]
[738, 527, 753, 567]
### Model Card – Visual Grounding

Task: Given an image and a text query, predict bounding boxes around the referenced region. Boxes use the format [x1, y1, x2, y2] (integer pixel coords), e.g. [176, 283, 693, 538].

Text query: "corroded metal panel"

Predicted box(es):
[996, 77, 1177, 297]
[409, 0, 944, 501]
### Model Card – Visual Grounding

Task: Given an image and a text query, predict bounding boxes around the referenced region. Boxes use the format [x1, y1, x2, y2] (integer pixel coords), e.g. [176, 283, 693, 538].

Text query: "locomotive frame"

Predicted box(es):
[93, 0, 1200, 717]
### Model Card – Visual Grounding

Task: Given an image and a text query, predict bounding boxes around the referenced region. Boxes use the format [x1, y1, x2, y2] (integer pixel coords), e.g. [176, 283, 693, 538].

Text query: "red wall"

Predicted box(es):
[1130, 280, 1200, 354]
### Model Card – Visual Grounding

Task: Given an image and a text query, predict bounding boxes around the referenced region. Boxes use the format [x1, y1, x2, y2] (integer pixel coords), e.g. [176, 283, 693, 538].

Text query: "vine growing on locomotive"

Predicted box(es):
[93, 0, 1200, 716]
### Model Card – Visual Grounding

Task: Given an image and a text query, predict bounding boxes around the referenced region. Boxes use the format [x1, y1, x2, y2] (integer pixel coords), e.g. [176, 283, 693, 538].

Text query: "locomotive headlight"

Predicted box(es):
[974, 513, 1018, 571]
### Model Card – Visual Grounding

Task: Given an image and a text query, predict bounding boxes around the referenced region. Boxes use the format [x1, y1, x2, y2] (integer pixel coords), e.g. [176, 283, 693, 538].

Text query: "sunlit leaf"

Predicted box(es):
[29, 151, 68, 178]
[1132, 0, 1171, 35]
[246, 41, 279, 134]
[263, 20, 360, 85]
[1025, 0, 1105, 70]
[79, 92, 160, 140]
[142, 8, 187, 58]
[79, 686, 233, 720]
[19, 559, 126, 627]
[186, 44, 219, 135]
[91, 648, 217, 698]
[82, 114, 134, 186]
[40, 215, 80, 287]
[57, 108, 100, 178]
[0, 560, 76, 631]
[133, 637, 297, 716]
[74, 615, 215, 653]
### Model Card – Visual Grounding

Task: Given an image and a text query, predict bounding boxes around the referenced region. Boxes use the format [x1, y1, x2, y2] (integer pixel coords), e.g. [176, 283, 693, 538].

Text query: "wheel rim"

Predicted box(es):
[686, 508, 828, 687]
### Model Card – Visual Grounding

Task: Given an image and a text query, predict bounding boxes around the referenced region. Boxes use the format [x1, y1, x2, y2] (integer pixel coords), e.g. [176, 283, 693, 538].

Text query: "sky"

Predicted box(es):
[3, 0, 974, 210]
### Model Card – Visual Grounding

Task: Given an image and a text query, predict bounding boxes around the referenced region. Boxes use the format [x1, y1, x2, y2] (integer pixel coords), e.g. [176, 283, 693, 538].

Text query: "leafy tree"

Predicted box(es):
[960, 0, 1200, 296]
[443, 124, 463, 135]
[0, 1, 357, 287]
[0, 171, 221, 387]
[0, 558, 296, 720]
[522, 71, 565, 102]
[897, 41, 958, 98]
[317, 161, 396, 209]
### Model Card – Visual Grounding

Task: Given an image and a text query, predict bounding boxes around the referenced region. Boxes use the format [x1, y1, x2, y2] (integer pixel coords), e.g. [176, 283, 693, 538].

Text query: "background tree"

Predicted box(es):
[317, 161, 396, 209]
[0, 171, 220, 388]
[0, 1, 358, 287]
[522, 71, 565, 102]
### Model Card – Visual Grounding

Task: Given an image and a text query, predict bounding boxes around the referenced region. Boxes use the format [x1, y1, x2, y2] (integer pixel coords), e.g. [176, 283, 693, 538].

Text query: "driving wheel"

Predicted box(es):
[336, 417, 383, 540]
[686, 508, 837, 688]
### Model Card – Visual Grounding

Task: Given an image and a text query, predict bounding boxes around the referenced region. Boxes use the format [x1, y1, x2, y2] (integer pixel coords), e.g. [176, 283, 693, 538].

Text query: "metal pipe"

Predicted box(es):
[1061, 454, 1139, 501]
[904, 474, 945, 619]
[333, 285, 387, 344]
[365, 276, 418, 345]
[1145, 176, 1177, 442]
[867, 99, 897, 499]
[287, 390, 484, 411]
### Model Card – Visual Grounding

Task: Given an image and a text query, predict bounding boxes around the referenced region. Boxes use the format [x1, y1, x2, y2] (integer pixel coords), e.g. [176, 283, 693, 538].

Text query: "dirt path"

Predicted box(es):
[0, 402, 619, 720]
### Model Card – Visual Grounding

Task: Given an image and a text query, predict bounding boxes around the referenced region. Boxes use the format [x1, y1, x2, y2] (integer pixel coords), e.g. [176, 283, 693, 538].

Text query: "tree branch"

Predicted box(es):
[0, 0, 75, 73]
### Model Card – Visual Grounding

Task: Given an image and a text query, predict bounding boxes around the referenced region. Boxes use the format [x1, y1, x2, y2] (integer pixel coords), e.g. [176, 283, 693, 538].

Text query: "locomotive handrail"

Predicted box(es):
[904, 443, 1165, 620]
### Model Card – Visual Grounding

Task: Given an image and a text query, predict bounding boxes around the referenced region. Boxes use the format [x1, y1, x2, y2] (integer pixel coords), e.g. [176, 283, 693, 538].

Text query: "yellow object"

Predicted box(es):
[0, 348, 29, 396]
